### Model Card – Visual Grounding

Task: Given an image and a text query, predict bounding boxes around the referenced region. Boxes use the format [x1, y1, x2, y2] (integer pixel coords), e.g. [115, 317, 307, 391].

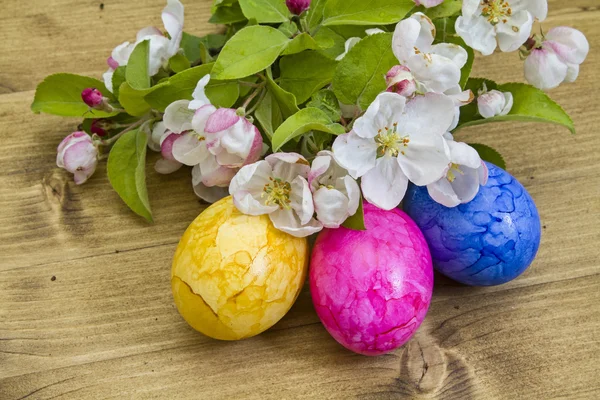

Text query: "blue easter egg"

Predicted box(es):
[403, 162, 541, 286]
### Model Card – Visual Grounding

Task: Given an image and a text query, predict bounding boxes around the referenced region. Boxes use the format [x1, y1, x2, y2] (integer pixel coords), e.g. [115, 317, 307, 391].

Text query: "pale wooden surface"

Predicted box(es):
[1, 1, 599, 398]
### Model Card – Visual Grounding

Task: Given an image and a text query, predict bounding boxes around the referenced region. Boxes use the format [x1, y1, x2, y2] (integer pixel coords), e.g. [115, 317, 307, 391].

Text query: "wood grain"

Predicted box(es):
[1, 1, 599, 399]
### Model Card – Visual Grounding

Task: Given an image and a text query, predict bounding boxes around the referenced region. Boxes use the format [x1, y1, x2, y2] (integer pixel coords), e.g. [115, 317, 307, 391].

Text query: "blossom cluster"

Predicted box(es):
[42, 0, 589, 235]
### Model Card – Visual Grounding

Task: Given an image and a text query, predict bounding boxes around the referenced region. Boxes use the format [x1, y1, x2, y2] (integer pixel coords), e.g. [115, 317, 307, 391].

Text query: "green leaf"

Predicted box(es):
[332, 32, 396, 109]
[468, 143, 506, 170]
[279, 51, 337, 104]
[265, 71, 300, 120]
[212, 0, 239, 13]
[322, 0, 414, 26]
[307, 0, 328, 32]
[212, 26, 290, 80]
[145, 64, 239, 110]
[111, 66, 127, 99]
[126, 40, 151, 90]
[169, 53, 191, 73]
[456, 78, 576, 134]
[279, 21, 298, 37]
[118, 83, 156, 117]
[282, 33, 319, 55]
[107, 128, 153, 222]
[306, 89, 342, 122]
[421, 0, 462, 19]
[271, 107, 345, 151]
[314, 27, 346, 60]
[255, 90, 282, 139]
[433, 16, 457, 42]
[239, 0, 291, 23]
[342, 195, 365, 230]
[209, 2, 247, 24]
[31, 73, 118, 117]
[181, 32, 227, 63]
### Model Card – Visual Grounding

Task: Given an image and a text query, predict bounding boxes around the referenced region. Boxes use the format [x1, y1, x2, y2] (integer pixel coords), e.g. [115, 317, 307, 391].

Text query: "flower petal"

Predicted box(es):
[408, 53, 463, 93]
[427, 178, 461, 207]
[448, 140, 481, 169]
[392, 17, 421, 64]
[524, 47, 568, 90]
[313, 187, 350, 228]
[361, 155, 409, 211]
[496, 10, 533, 53]
[353, 92, 406, 138]
[430, 43, 469, 69]
[189, 74, 211, 110]
[172, 132, 209, 166]
[164, 100, 194, 133]
[155, 158, 182, 174]
[398, 131, 450, 186]
[331, 132, 377, 179]
[545, 27, 589, 65]
[289, 176, 314, 225]
[398, 93, 456, 137]
[193, 180, 229, 203]
[266, 152, 310, 181]
[269, 209, 323, 238]
[229, 161, 278, 215]
[455, 15, 497, 56]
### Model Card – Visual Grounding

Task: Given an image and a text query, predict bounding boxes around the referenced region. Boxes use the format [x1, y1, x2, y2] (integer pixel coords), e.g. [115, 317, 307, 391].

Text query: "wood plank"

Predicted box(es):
[1, 0, 599, 399]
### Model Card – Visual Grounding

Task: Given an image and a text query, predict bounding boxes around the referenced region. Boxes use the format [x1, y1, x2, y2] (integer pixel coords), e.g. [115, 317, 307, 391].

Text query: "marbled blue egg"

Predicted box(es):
[403, 162, 541, 286]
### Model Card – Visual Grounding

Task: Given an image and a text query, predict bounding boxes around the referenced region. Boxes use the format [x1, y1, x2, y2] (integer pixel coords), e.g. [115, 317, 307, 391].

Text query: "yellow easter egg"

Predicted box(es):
[171, 196, 308, 340]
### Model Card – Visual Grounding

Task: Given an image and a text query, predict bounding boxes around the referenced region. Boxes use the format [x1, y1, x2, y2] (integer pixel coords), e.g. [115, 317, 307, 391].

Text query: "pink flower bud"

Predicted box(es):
[56, 132, 98, 185]
[81, 88, 104, 108]
[107, 56, 120, 70]
[90, 119, 108, 137]
[385, 65, 417, 97]
[286, 0, 310, 15]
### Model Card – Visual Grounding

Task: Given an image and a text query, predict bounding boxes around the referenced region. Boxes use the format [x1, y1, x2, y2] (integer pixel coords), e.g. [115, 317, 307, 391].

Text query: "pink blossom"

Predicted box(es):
[81, 88, 104, 108]
[286, 0, 310, 15]
[56, 132, 98, 185]
[385, 65, 417, 97]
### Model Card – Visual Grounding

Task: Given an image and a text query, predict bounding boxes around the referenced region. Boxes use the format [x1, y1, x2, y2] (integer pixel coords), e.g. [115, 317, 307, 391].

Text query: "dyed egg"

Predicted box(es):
[403, 162, 541, 286]
[310, 203, 433, 356]
[171, 196, 308, 340]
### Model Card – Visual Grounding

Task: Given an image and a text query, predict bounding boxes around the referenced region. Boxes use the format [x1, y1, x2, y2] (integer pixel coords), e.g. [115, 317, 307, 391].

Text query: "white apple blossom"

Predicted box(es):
[427, 134, 489, 207]
[335, 29, 385, 61]
[229, 153, 323, 237]
[392, 13, 468, 94]
[308, 151, 360, 228]
[523, 27, 589, 90]
[56, 132, 98, 185]
[162, 75, 211, 134]
[456, 0, 547, 56]
[477, 85, 513, 118]
[332, 92, 455, 210]
[103, 0, 184, 92]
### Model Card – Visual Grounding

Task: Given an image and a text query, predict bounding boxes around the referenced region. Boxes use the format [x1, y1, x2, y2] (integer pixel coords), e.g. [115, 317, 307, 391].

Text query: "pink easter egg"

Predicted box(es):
[310, 203, 434, 356]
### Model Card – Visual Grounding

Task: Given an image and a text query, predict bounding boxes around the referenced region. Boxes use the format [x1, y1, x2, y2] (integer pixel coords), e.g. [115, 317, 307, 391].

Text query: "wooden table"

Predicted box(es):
[1, 1, 599, 398]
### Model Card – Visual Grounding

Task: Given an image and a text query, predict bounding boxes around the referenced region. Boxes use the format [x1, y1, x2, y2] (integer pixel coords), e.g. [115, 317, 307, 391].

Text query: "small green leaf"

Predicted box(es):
[342, 195, 365, 230]
[255, 90, 282, 139]
[145, 63, 239, 110]
[322, 0, 414, 26]
[314, 27, 346, 60]
[468, 143, 506, 170]
[279, 51, 337, 104]
[181, 32, 227, 63]
[279, 21, 298, 37]
[271, 107, 345, 151]
[169, 53, 191, 73]
[118, 82, 161, 117]
[421, 0, 462, 19]
[456, 78, 576, 134]
[213, 26, 290, 80]
[265, 71, 300, 120]
[111, 66, 127, 99]
[307, 0, 328, 32]
[107, 128, 153, 222]
[209, 2, 247, 24]
[306, 89, 342, 122]
[332, 32, 397, 109]
[212, 0, 239, 13]
[282, 33, 320, 55]
[433, 16, 457, 42]
[126, 40, 151, 90]
[239, 0, 291, 23]
[31, 73, 118, 117]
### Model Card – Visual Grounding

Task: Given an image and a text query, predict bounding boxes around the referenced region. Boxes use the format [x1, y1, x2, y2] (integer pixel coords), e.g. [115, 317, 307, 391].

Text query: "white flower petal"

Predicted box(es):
[398, 132, 450, 186]
[354, 92, 406, 138]
[455, 15, 497, 56]
[266, 153, 310, 181]
[392, 17, 421, 64]
[335, 37, 361, 61]
[172, 132, 209, 166]
[313, 187, 350, 229]
[269, 209, 323, 238]
[229, 161, 278, 215]
[565, 63, 580, 83]
[427, 178, 461, 208]
[189, 74, 212, 110]
[193, 180, 229, 203]
[398, 93, 456, 137]
[102, 69, 114, 93]
[332, 132, 377, 179]
[461, 0, 481, 17]
[430, 43, 469, 69]
[408, 53, 463, 93]
[198, 155, 237, 187]
[524, 47, 568, 90]
[409, 12, 436, 51]
[496, 10, 533, 53]
[450, 164, 481, 203]
[342, 175, 361, 216]
[289, 176, 314, 225]
[448, 140, 481, 169]
[361, 156, 409, 211]
[545, 27, 589, 65]
[164, 100, 194, 133]
[155, 158, 182, 174]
